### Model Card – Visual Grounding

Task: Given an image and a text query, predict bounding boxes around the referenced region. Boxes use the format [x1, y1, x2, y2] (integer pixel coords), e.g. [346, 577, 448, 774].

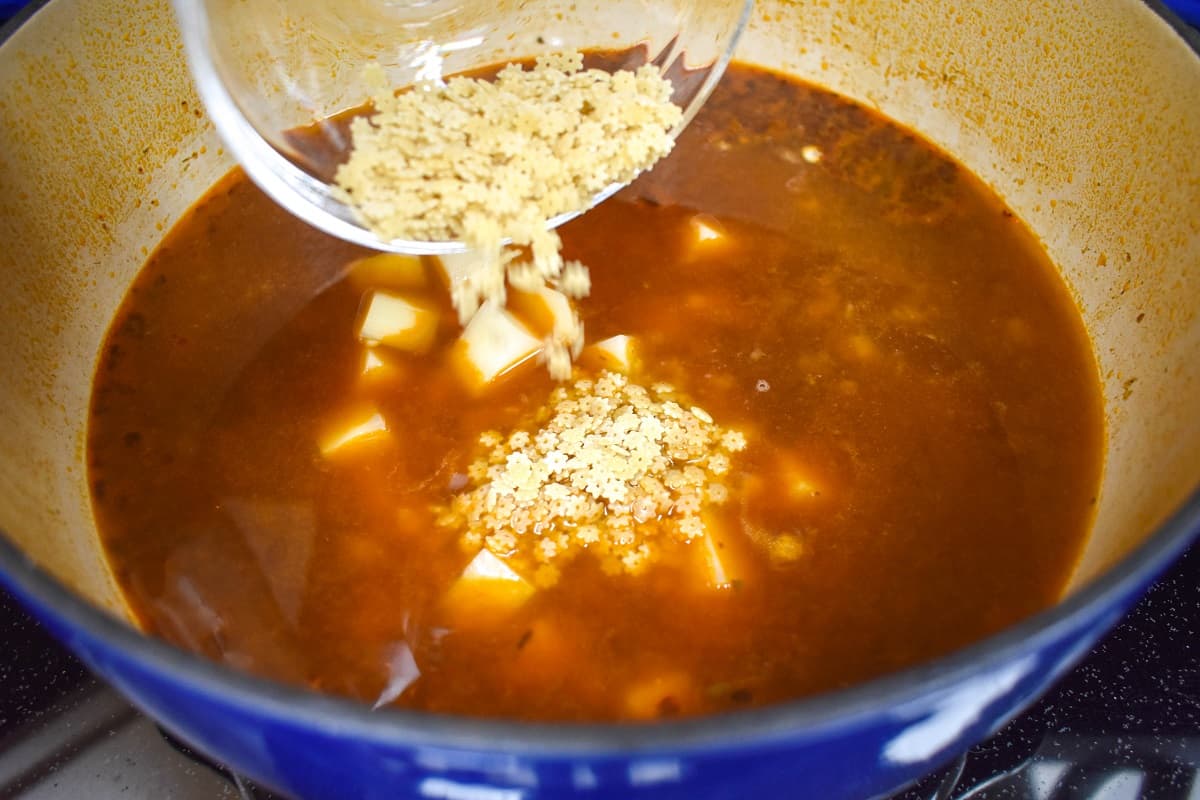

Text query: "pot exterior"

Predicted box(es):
[0, 553, 1167, 800]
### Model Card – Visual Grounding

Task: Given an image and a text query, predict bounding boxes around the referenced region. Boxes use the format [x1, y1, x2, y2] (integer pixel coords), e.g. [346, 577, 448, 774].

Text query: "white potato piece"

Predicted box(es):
[346, 253, 427, 291]
[580, 334, 636, 373]
[441, 549, 535, 626]
[358, 347, 406, 386]
[433, 251, 482, 289]
[451, 301, 542, 393]
[361, 348, 388, 375]
[692, 515, 753, 592]
[460, 548, 526, 583]
[318, 407, 389, 457]
[776, 453, 825, 502]
[355, 290, 439, 354]
[684, 214, 732, 261]
[508, 285, 575, 338]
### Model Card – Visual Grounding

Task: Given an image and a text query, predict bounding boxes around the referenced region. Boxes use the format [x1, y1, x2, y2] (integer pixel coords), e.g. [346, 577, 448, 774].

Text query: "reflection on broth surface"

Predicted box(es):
[88, 64, 1104, 722]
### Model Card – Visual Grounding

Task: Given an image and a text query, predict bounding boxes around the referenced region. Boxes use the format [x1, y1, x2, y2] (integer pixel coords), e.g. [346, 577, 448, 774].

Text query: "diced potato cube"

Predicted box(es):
[693, 216, 724, 242]
[433, 251, 483, 289]
[684, 214, 732, 261]
[362, 348, 389, 374]
[777, 453, 824, 503]
[346, 253, 427, 291]
[508, 286, 575, 339]
[580, 335, 636, 373]
[624, 671, 697, 720]
[441, 549, 535, 626]
[451, 301, 542, 393]
[319, 406, 389, 456]
[699, 533, 741, 590]
[359, 348, 408, 389]
[691, 514, 753, 592]
[355, 290, 439, 354]
[460, 548, 526, 582]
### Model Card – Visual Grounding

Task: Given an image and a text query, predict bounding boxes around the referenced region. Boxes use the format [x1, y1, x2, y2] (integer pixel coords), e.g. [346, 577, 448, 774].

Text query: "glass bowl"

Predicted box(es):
[171, 0, 754, 254]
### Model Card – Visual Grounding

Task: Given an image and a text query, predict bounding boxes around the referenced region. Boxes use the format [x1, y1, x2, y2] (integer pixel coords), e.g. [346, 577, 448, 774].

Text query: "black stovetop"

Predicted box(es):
[1, 542, 1197, 799]
[898, 542, 1200, 800]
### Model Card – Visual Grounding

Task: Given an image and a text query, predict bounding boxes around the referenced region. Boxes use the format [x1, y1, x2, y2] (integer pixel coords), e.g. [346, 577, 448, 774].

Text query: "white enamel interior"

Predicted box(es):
[0, 0, 1196, 622]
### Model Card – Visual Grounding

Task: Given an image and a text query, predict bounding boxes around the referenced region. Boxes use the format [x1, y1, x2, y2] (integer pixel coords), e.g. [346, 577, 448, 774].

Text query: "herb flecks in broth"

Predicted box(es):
[439, 370, 747, 588]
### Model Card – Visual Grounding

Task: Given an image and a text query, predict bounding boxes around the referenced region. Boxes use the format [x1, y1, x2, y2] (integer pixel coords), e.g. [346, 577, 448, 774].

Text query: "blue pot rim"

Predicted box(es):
[4, 487, 1196, 756]
[1, 0, 1198, 760]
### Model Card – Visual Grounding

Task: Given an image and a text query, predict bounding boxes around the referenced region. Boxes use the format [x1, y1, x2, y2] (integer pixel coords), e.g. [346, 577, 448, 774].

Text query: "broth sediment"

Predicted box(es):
[88, 64, 1104, 722]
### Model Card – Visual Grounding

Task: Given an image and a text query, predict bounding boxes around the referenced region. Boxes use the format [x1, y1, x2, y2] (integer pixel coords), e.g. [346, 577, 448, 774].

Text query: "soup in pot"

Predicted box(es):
[87, 63, 1104, 722]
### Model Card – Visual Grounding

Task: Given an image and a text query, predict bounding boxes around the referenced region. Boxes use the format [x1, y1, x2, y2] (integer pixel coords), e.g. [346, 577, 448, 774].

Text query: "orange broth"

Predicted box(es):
[87, 64, 1104, 722]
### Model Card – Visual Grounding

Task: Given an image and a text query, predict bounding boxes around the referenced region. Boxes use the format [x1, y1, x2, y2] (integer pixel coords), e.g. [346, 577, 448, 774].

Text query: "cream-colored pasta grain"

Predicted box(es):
[438, 372, 747, 584]
[335, 52, 682, 377]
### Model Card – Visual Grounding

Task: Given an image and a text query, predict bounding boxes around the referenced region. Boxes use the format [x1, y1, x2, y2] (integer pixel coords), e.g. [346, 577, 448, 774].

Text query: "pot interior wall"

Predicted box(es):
[0, 0, 231, 616]
[737, 0, 1200, 591]
[0, 0, 1196, 625]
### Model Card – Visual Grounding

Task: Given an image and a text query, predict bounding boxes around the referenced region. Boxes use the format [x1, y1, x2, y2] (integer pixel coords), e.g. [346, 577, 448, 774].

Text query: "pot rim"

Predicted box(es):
[1, 0, 1198, 759]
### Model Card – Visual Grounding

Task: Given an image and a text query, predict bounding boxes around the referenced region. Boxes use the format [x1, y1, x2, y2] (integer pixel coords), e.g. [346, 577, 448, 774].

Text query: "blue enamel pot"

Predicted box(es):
[0, 1, 1197, 798]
